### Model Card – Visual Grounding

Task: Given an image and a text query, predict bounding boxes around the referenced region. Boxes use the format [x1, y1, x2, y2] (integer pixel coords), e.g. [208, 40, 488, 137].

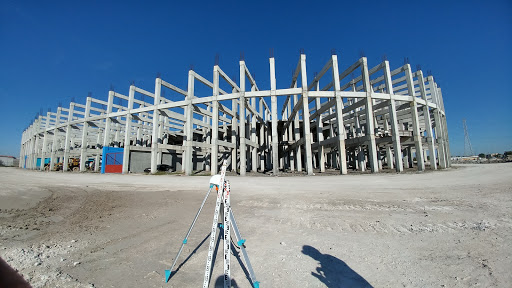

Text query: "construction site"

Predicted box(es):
[19, 53, 451, 175]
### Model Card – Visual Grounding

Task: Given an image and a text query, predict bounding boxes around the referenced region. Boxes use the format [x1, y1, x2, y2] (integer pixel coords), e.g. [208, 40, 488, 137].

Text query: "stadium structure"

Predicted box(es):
[19, 52, 451, 175]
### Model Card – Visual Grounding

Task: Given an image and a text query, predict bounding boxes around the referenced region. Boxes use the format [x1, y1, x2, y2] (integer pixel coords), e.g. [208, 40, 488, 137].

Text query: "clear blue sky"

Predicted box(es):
[1, 0, 511, 157]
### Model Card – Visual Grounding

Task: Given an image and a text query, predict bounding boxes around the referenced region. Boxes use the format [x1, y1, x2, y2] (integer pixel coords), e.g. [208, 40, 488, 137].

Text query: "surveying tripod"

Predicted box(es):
[165, 160, 259, 288]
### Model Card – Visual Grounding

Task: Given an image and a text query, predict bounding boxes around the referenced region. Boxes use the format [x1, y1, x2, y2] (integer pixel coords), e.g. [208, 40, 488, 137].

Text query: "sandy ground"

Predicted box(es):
[0, 164, 511, 288]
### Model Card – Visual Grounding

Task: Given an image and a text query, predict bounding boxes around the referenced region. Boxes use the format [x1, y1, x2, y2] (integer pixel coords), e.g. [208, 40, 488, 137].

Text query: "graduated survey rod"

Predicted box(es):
[165, 185, 214, 282]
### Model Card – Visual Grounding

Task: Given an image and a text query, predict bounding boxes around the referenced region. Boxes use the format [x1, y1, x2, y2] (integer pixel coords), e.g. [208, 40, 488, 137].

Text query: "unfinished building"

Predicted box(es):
[19, 53, 451, 176]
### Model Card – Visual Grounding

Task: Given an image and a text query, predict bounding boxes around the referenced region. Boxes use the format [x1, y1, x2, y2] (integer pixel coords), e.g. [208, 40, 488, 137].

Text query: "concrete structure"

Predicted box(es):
[0, 156, 16, 167]
[19, 53, 451, 175]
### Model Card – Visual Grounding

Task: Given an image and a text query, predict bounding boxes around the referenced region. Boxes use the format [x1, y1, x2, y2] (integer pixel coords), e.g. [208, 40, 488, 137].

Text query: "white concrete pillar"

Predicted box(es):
[122, 85, 135, 174]
[151, 78, 162, 173]
[417, 71, 437, 169]
[80, 97, 92, 172]
[231, 98, 238, 172]
[315, 97, 325, 172]
[239, 61, 247, 176]
[49, 108, 61, 170]
[383, 61, 403, 172]
[259, 98, 265, 171]
[332, 55, 347, 174]
[211, 66, 220, 175]
[360, 58, 379, 173]
[40, 115, 49, 171]
[63, 105, 74, 172]
[184, 72, 194, 175]
[428, 78, 446, 168]
[250, 93, 257, 172]
[205, 104, 211, 171]
[269, 57, 279, 175]
[292, 94, 302, 172]
[299, 55, 314, 175]
[287, 99, 295, 171]
[103, 91, 114, 148]
[136, 105, 143, 146]
[383, 115, 394, 169]
[33, 123, 40, 170]
[404, 64, 425, 171]
[157, 114, 164, 165]
[266, 117, 272, 171]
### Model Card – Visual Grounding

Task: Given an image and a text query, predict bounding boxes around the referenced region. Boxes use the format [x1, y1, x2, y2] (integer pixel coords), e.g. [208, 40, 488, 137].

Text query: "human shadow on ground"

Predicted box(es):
[302, 245, 373, 288]
[214, 275, 239, 288]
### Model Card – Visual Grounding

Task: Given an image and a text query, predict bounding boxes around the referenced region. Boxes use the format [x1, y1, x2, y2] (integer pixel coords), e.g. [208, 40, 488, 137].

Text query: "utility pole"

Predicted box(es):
[463, 119, 474, 156]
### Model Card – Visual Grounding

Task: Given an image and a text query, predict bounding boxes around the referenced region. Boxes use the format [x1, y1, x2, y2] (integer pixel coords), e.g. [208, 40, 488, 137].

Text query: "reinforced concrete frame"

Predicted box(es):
[19, 53, 451, 175]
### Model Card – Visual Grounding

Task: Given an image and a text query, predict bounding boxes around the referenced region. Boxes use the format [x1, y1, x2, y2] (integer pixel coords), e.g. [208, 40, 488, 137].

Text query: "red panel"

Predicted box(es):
[105, 165, 122, 173]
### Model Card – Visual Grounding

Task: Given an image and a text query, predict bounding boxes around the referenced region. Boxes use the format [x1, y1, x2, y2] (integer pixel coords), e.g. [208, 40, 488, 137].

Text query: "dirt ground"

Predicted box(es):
[0, 163, 511, 288]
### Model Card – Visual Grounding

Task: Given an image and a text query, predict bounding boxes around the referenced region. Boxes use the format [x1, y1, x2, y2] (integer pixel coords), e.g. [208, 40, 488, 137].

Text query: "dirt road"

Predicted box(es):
[0, 164, 511, 287]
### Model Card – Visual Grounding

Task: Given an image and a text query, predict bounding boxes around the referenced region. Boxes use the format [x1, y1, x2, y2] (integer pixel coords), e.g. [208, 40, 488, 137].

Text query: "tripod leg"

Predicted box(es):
[165, 185, 214, 282]
[230, 210, 259, 288]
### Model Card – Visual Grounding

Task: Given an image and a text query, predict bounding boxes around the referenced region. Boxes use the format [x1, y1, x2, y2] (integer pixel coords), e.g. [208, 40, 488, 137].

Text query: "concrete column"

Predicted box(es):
[63, 104, 74, 171]
[442, 114, 451, 166]
[40, 115, 49, 171]
[407, 147, 414, 168]
[315, 97, 325, 172]
[428, 78, 446, 168]
[49, 107, 61, 170]
[331, 55, 347, 174]
[417, 71, 437, 169]
[259, 98, 265, 171]
[184, 72, 194, 175]
[383, 115, 394, 169]
[151, 78, 162, 173]
[433, 111, 446, 168]
[114, 117, 120, 147]
[122, 85, 135, 174]
[357, 149, 366, 171]
[95, 127, 101, 172]
[250, 95, 257, 172]
[157, 114, 164, 165]
[269, 57, 279, 175]
[136, 105, 143, 146]
[33, 121, 40, 170]
[239, 61, 247, 176]
[293, 94, 302, 172]
[300, 55, 314, 175]
[211, 66, 220, 175]
[404, 64, 425, 171]
[266, 118, 272, 171]
[360, 58, 379, 173]
[287, 99, 295, 171]
[438, 87, 451, 166]
[231, 98, 238, 172]
[383, 61, 403, 172]
[103, 92, 113, 147]
[205, 105, 211, 171]
[80, 97, 92, 172]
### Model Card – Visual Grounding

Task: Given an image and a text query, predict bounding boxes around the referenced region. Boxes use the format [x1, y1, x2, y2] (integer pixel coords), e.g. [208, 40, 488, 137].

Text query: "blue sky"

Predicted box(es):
[1, 0, 511, 157]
